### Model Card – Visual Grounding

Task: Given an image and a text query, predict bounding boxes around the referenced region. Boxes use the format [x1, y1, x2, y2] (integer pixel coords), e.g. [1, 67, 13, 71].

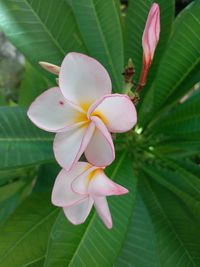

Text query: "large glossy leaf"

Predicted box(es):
[141, 90, 200, 157]
[0, 0, 86, 80]
[140, 0, 200, 125]
[69, 0, 124, 91]
[164, 65, 200, 107]
[0, 166, 32, 184]
[151, 139, 200, 158]
[0, 193, 58, 267]
[116, 171, 200, 266]
[125, 0, 174, 87]
[44, 154, 137, 267]
[115, 192, 160, 267]
[0, 106, 53, 170]
[0, 178, 32, 225]
[148, 90, 200, 138]
[141, 157, 200, 218]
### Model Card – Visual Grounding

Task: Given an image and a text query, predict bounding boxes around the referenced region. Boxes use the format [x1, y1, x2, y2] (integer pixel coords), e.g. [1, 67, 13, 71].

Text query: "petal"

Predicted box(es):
[85, 116, 115, 167]
[88, 94, 137, 133]
[88, 169, 129, 196]
[93, 196, 112, 229]
[71, 166, 98, 195]
[39, 61, 60, 75]
[59, 52, 112, 105]
[63, 197, 94, 225]
[51, 163, 89, 207]
[53, 122, 95, 171]
[142, 3, 160, 65]
[27, 87, 84, 132]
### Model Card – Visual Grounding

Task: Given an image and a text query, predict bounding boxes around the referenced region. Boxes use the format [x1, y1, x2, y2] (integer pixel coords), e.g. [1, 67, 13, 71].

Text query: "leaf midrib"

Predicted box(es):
[67, 152, 127, 266]
[155, 18, 200, 109]
[80, 0, 122, 88]
[0, 208, 58, 264]
[23, 0, 65, 56]
[145, 179, 197, 267]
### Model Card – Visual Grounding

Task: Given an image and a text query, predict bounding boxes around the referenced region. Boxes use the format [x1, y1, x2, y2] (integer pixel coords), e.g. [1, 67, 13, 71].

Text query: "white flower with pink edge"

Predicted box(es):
[28, 53, 137, 171]
[51, 161, 128, 229]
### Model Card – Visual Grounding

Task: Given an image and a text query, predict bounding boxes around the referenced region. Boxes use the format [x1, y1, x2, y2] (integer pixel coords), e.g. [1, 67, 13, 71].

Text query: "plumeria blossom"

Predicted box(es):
[52, 161, 128, 228]
[28, 53, 137, 171]
[142, 3, 160, 68]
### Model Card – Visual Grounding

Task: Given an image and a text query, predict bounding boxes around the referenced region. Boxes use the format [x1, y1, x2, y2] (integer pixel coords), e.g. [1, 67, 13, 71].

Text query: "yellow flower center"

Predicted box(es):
[91, 109, 108, 126]
[74, 102, 108, 126]
[87, 168, 102, 181]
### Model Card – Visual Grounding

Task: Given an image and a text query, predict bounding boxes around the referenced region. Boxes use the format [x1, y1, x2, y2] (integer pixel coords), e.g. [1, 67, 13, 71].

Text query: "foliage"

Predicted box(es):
[0, 0, 199, 266]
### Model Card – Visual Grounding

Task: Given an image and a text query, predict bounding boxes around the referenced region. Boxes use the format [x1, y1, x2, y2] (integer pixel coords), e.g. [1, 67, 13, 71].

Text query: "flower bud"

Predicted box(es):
[39, 61, 60, 75]
[142, 3, 160, 68]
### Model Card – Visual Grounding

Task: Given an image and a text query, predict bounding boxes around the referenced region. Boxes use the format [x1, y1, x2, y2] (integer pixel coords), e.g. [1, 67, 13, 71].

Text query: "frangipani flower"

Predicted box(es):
[52, 161, 128, 228]
[142, 3, 160, 68]
[28, 53, 137, 170]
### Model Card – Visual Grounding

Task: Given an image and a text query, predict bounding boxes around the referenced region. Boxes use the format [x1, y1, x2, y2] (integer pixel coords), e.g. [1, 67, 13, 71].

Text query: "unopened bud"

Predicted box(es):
[39, 61, 60, 75]
[142, 3, 160, 68]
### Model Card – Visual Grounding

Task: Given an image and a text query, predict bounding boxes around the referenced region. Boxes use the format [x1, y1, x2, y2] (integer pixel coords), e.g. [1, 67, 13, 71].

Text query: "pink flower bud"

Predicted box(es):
[142, 3, 160, 68]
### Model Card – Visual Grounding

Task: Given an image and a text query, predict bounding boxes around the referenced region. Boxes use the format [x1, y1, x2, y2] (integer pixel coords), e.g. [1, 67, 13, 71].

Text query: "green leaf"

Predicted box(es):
[19, 61, 51, 107]
[125, 0, 174, 86]
[44, 154, 137, 267]
[116, 173, 200, 266]
[0, 193, 58, 267]
[143, 90, 200, 157]
[145, 1, 200, 117]
[151, 139, 200, 158]
[141, 157, 200, 217]
[0, 0, 86, 80]
[33, 162, 60, 193]
[69, 0, 124, 91]
[0, 106, 53, 170]
[0, 178, 33, 225]
[149, 90, 200, 138]
[164, 65, 200, 107]
[0, 167, 32, 184]
[44, 211, 91, 267]
[115, 192, 160, 267]
[25, 258, 45, 267]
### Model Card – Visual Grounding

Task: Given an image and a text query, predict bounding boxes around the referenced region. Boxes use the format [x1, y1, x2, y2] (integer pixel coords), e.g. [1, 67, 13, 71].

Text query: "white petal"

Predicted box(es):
[63, 197, 94, 225]
[59, 52, 112, 105]
[94, 196, 112, 229]
[27, 87, 84, 132]
[53, 122, 95, 171]
[88, 94, 137, 133]
[51, 163, 89, 207]
[85, 116, 115, 167]
[88, 169, 129, 196]
[71, 166, 98, 195]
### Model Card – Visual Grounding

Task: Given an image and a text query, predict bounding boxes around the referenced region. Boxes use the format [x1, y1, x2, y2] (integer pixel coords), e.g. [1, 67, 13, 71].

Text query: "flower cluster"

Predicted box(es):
[28, 3, 160, 229]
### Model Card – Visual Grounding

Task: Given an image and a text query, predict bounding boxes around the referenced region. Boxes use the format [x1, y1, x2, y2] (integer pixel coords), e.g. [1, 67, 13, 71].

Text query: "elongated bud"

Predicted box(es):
[39, 61, 60, 75]
[136, 3, 160, 93]
[142, 3, 160, 68]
